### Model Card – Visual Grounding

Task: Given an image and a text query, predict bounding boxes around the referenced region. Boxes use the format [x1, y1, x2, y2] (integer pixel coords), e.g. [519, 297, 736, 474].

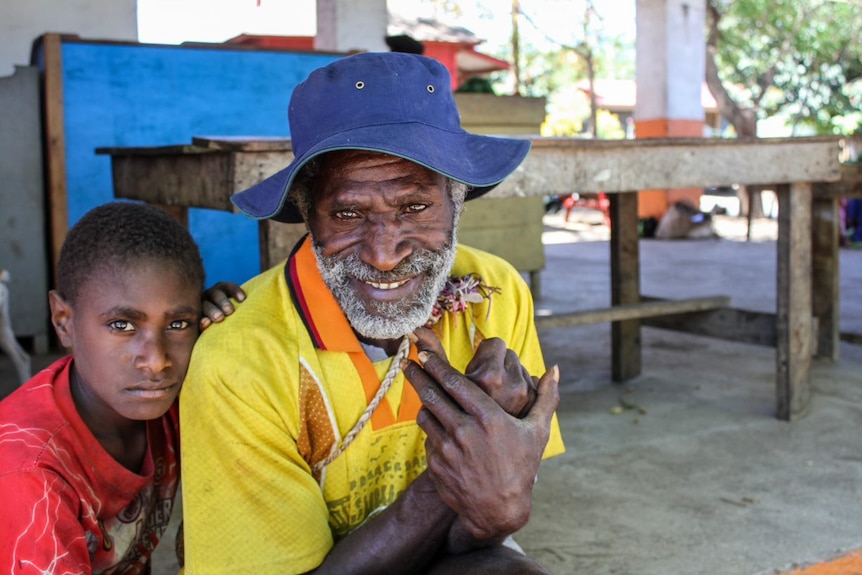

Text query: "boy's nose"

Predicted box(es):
[135, 333, 172, 374]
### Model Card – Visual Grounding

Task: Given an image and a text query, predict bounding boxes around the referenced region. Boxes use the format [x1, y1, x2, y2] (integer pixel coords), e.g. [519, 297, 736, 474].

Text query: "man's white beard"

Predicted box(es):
[313, 237, 457, 340]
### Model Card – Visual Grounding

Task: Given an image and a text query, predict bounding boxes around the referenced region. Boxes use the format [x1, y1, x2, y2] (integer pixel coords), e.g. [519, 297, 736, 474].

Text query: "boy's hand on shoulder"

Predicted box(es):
[200, 282, 246, 330]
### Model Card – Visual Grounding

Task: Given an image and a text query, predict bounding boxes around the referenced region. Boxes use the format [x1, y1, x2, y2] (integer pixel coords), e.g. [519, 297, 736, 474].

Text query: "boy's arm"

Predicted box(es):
[0, 471, 92, 574]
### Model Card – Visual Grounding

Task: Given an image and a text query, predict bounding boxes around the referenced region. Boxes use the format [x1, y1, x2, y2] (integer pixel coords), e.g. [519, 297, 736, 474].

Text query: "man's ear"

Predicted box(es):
[48, 290, 74, 350]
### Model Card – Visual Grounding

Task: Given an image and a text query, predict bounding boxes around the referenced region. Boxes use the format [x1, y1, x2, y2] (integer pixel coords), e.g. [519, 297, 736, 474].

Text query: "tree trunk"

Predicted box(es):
[705, 4, 763, 221]
[511, 0, 521, 96]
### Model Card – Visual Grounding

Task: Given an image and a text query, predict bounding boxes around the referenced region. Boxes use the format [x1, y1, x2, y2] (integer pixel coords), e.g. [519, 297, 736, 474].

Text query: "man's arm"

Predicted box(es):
[307, 361, 557, 575]
[304, 471, 454, 574]
[402, 342, 560, 553]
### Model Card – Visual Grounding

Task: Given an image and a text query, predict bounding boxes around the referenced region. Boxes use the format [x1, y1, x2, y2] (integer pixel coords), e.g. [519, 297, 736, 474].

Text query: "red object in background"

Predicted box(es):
[225, 35, 315, 50]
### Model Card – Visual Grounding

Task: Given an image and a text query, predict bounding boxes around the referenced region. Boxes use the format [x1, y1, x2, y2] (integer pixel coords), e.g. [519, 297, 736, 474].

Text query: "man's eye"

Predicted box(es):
[335, 209, 359, 220]
[169, 320, 191, 330]
[109, 320, 135, 332]
[405, 204, 428, 214]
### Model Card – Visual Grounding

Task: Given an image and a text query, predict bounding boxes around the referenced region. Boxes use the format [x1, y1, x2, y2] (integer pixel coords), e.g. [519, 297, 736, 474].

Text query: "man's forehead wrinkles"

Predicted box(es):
[341, 172, 420, 187]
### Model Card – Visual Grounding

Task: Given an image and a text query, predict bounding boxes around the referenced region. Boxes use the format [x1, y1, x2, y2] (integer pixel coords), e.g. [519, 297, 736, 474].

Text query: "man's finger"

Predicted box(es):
[415, 406, 446, 445]
[524, 365, 561, 426]
[402, 359, 468, 432]
[415, 350, 499, 417]
[410, 326, 448, 360]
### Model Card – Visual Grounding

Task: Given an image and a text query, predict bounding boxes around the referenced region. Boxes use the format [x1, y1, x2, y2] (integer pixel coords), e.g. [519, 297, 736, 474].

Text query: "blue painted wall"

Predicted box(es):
[50, 40, 340, 285]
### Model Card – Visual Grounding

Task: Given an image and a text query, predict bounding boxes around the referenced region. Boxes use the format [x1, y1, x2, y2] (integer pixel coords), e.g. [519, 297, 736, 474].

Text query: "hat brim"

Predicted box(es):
[230, 123, 532, 223]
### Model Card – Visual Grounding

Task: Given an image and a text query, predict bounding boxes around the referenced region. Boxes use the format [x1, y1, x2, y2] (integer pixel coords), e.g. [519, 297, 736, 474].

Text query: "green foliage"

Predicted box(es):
[710, 0, 862, 135]
[455, 77, 497, 94]
[596, 110, 625, 139]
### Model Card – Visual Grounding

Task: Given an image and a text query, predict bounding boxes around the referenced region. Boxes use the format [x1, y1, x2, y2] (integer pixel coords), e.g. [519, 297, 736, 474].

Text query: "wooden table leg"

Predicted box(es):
[776, 183, 813, 420]
[258, 220, 308, 271]
[609, 192, 641, 382]
[811, 196, 840, 362]
[156, 204, 189, 228]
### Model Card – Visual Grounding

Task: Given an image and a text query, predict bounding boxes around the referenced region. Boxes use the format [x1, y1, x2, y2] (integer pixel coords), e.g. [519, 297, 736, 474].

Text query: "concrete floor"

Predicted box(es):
[2, 214, 860, 574]
[519, 213, 862, 575]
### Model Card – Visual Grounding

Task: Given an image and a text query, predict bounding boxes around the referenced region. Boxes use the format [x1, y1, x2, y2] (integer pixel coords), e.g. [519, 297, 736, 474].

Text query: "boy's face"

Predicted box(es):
[49, 259, 201, 423]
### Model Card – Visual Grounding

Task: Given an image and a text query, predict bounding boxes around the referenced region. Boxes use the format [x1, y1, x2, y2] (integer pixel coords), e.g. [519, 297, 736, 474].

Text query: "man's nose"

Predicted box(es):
[360, 218, 412, 272]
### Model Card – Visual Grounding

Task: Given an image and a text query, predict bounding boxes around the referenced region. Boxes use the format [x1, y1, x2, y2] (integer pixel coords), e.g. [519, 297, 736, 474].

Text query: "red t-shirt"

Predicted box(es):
[0, 356, 180, 574]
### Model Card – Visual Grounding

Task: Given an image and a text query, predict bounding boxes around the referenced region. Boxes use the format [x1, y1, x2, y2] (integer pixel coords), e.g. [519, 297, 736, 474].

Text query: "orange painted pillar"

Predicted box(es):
[634, 0, 707, 219]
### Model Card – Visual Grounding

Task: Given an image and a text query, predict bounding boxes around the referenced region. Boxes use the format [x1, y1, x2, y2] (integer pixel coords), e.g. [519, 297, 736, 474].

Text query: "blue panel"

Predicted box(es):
[57, 42, 339, 285]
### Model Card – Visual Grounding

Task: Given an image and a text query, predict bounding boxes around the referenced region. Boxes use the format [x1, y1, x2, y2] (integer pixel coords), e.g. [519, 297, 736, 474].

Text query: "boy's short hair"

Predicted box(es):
[57, 201, 205, 304]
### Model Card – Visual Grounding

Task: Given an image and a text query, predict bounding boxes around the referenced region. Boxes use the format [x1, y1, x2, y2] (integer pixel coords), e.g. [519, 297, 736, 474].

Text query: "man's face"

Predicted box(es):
[306, 150, 458, 341]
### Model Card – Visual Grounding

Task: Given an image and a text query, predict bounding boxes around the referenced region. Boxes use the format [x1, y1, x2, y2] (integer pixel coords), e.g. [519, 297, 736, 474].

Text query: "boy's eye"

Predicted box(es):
[109, 320, 135, 332]
[169, 320, 192, 330]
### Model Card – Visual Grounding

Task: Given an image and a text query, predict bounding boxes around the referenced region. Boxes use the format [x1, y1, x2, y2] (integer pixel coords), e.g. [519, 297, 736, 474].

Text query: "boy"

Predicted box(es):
[0, 202, 216, 574]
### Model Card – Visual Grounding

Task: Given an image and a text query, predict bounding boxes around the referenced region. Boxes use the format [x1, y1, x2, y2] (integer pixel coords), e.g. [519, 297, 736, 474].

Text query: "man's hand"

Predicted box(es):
[200, 282, 246, 331]
[401, 338, 560, 547]
[411, 327, 538, 417]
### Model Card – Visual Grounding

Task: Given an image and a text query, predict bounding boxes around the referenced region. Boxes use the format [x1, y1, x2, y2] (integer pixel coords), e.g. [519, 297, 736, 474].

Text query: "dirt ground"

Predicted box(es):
[3, 214, 861, 575]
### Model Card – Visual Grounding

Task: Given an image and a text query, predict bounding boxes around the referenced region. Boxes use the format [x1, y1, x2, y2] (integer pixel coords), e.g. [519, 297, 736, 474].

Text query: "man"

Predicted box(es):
[180, 51, 565, 574]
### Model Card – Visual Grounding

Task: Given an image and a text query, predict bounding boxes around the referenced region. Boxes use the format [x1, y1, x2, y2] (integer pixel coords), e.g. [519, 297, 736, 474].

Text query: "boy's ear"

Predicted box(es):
[48, 290, 74, 350]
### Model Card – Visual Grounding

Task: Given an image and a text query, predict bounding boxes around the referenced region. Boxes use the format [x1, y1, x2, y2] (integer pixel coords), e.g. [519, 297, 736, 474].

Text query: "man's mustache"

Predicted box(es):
[318, 247, 452, 283]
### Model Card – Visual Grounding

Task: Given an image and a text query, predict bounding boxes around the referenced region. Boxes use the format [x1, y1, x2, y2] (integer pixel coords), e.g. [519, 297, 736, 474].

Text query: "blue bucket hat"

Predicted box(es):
[230, 51, 532, 223]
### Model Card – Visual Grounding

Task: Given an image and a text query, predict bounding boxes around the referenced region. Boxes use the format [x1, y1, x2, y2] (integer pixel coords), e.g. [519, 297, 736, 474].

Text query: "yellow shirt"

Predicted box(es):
[180, 237, 565, 574]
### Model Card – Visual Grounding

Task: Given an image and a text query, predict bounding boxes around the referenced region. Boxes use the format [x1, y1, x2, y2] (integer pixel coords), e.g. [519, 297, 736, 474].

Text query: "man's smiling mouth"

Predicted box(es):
[365, 278, 411, 290]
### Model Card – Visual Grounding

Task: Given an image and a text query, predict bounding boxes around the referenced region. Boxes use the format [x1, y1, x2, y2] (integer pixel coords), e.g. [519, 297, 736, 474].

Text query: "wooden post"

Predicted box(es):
[39, 33, 68, 285]
[776, 183, 813, 420]
[811, 196, 839, 361]
[156, 205, 189, 228]
[610, 192, 641, 382]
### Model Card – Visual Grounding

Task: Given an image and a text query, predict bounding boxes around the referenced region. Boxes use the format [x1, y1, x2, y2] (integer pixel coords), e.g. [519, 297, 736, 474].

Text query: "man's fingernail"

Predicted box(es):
[407, 332, 419, 343]
[418, 350, 429, 365]
[552, 364, 560, 381]
[400, 358, 411, 370]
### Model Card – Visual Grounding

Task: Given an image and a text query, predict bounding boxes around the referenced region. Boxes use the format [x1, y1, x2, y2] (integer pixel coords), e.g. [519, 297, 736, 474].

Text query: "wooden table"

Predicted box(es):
[100, 135, 851, 421]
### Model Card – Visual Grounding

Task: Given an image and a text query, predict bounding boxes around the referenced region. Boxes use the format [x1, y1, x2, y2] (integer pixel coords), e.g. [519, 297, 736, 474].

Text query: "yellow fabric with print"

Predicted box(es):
[180, 238, 565, 574]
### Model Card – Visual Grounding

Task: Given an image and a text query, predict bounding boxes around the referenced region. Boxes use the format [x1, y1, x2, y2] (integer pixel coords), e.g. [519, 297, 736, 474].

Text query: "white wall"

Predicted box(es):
[316, 0, 388, 53]
[0, 0, 137, 76]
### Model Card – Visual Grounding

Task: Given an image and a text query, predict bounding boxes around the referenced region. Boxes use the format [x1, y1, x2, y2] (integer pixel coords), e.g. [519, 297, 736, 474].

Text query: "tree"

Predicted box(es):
[706, 0, 862, 218]
[707, 0, 862, 138]
[514, 0, 634, 137]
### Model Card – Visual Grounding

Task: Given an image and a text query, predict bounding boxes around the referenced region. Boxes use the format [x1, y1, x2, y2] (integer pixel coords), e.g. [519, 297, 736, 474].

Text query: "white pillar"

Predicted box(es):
[315, 0, 389, 53]
[635, 0, 705, 129]
[635, 0, 707, 218]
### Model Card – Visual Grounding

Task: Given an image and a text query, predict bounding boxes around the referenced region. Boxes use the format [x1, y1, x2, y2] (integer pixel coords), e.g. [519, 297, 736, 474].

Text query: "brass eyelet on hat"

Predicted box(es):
[355, 81, 365, 89]
[426, 85, 435, 93]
